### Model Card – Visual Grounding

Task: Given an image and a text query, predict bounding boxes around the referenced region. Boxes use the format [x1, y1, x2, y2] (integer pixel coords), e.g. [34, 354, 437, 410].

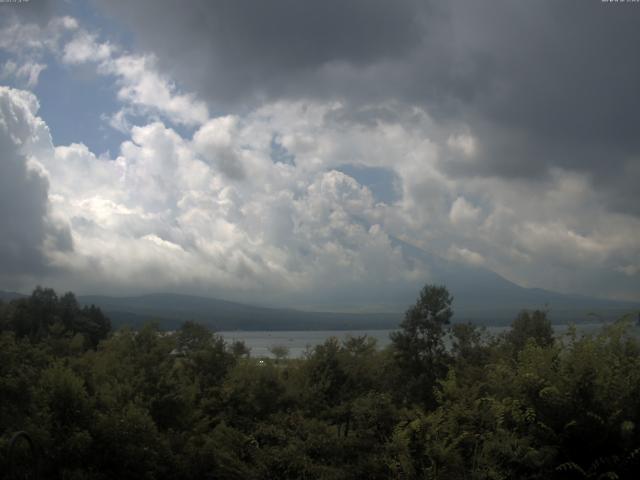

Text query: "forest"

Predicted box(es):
[1, 285, 639, 479]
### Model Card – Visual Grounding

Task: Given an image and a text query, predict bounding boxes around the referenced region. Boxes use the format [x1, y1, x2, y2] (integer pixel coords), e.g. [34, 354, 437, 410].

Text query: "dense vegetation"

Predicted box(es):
[1, 285, 639, 479]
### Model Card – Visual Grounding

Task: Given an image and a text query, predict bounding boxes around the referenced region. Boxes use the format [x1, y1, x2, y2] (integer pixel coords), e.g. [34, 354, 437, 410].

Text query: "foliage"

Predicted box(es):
[506, 309, 554, 352]
[1, 286, 639, 479]
[390, 284, 453, 407]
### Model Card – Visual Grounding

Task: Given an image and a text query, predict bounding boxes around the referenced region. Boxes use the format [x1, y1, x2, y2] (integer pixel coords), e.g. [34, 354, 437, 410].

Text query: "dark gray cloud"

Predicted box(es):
[0, 142, 50, 274]
[0, 88, 72, 277]
[96, 0, 432, 106]
[0, 112, 48, 274]
[95, 0, 640, 215]
[439, 2, 640, 170]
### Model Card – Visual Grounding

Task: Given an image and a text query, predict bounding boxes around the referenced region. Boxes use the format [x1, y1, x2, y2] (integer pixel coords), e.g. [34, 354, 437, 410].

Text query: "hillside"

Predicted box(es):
[77, 293, 400, 331]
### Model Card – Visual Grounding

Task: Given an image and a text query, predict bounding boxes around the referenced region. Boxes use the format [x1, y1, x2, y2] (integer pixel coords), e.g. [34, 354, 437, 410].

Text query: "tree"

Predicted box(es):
[175, 321, 236, 398]
[229, 340, 251, 358]
[506, 309, 554, 352]
[269, 344, 290, 363]
[390, 284, 453, 407]
[0, 289, 110, 350]
[177, 320, 214, 354]
[78, 304, 111, 347]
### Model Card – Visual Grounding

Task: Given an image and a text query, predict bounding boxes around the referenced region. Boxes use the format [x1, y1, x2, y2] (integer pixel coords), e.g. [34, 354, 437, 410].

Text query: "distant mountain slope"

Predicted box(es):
[394, 238, 639, 323]
[3, 239, 638, 331]
[0, 290, 26, 302]
[78, 293, 401, 331]
[78, 282, 639, 332]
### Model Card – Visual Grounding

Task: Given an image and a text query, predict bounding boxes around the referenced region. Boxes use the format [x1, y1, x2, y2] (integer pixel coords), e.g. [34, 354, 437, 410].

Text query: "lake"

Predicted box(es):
[219, 323, 612, 358]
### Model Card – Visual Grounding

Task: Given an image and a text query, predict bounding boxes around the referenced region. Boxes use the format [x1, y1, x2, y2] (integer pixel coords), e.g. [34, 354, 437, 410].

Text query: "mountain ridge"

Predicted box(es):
[1, 242, 637, 330]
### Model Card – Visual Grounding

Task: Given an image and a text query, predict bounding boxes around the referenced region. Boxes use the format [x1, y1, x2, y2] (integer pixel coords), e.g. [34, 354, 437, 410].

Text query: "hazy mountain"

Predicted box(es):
[1, 241, 637, 330]
[395, 238, 639, 323]
[0, 290, 26, 302]
[77, 293, 400, 331]
[75, 285, 637, 332]
[76, 240, 638, 331]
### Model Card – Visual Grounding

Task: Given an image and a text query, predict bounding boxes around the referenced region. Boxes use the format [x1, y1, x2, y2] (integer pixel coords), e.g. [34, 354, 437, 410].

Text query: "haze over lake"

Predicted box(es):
[219, 323, 616, 358]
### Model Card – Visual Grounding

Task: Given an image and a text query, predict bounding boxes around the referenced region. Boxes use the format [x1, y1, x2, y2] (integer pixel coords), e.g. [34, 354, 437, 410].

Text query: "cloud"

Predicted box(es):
[514, 222, 608, 268]
[449, 196, 481, 226]
[447, 246, 485, 267]
[0, 86, 71, 281]
[0, 15, 77, 56]
[100, 54, 209, 127]
[58, 26, 209, 127]
[62, 30, 113, 64]
[0, 14, 208, 128]
[0, 14, 76, 89]
[94, 0, 640, 218]
[447, 133, 477, 159]
[2, 5, 640, 303]
[1, 60, 47, 88]
[4, 94, 426, 305]
[193, 116, 245, 179]
[97, 0, 428, 106]
[1, 80, 639, 302]
[616, 265, 639, 277]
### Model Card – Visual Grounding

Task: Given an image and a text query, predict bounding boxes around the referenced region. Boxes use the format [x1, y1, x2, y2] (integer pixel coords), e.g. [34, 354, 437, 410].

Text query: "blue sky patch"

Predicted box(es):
[270, 134, 296, 166]
[336, 164, 401, 205]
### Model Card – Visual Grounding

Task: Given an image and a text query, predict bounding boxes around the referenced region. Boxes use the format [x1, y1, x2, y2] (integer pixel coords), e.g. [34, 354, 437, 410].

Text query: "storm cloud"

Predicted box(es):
[0, 87, 71, 279]
[97, 0, 430, 105]
[97, 0, 640, 211]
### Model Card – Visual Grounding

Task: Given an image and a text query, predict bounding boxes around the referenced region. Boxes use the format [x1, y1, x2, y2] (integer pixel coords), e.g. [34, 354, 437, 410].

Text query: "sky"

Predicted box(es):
[0, 0, 639, 308]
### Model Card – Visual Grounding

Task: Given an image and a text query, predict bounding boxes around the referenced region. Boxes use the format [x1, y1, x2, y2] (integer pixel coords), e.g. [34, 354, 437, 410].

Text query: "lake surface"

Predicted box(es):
[219, 323, 612, 358]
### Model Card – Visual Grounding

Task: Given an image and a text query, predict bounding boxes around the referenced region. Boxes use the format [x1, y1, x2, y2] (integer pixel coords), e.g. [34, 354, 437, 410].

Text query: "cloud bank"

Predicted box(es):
[0, 2, 639, 306]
